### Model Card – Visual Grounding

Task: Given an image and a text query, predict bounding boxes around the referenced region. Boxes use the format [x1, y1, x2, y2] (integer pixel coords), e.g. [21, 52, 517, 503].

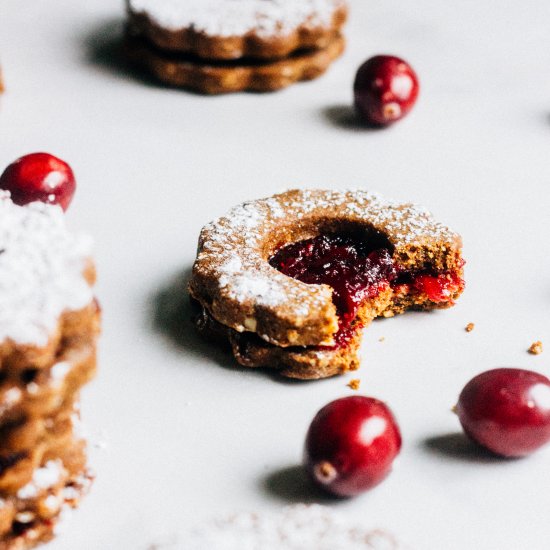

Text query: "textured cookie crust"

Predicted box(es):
[189, 189, 463, 349]
[193, 272, 464, 380]
[0, 298, 99, 379]
[193, 289, 393, 379]
[0, 338, 97, 427]
[0, 406, 81, 495]
[124, 33, 345, 94]
[0, 194, 99, 548]
[0, 442, 92, 550]
[126, 0, 348, 60]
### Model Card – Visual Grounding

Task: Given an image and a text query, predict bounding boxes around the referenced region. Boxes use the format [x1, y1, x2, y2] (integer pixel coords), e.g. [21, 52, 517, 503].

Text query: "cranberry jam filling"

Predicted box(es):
[269, 234, 397, 348]
[409, 271, 464, 303]
[269, 234, 463, 349]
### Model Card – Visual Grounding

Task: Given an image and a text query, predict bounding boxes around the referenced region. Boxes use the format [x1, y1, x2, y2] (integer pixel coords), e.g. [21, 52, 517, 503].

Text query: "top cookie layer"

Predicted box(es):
[189, 189, 462, 348]
[127, 0, 348, 59]
[0, 192, 93, 347]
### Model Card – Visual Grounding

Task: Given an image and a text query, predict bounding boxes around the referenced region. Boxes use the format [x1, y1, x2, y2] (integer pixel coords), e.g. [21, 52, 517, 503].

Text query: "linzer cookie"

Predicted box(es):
[189, 189, 464, 379]
[124, 33, 345, 94]
[125, 0, 348, 93]
[0, 153, 100, 549]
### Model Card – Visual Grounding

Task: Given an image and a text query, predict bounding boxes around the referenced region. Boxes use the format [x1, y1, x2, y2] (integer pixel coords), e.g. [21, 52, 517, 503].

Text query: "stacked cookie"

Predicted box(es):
[189, 190, 464, 380]
[0, 193, 99, 549]
[125, 0, 348, 94]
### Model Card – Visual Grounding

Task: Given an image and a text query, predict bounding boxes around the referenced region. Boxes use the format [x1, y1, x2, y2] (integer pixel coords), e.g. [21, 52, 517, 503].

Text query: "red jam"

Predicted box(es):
[269, 234, 463, 350]
[269, 235, 397, 347]
[412, 271, 464, 303]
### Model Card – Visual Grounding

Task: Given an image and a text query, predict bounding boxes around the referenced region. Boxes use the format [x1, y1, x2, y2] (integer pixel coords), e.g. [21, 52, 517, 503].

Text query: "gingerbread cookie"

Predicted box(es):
[124, 33, 344, 94]
[124, 0, 348, 93]
[0, 190, 99, 549]
[126, 0, 348, 59]
[189, 189, 464, 379]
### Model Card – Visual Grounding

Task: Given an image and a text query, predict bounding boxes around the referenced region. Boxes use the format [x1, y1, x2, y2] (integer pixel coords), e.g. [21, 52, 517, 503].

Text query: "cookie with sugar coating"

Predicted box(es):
[189, 189, 465, 379]
[126, 0, 348, 60]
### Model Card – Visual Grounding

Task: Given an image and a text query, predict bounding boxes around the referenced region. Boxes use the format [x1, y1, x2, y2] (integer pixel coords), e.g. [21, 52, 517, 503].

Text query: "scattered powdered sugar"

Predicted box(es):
[26, 382, 40, 395]
[128, 0, 346, 37]
[0, 387, 22, 420]
[53, 506, 73, 536]
[71, 411, 87, 439]
[185, 504, 400, 549]
[62, 486, 81, 501]
[0, 192, 93, 346]
[17, 460, 64, 500]
[50, 361, 72, 386]
[195, 189, 458, 322]
[225, 271, 288, 308]
[42, 494, 62, 513]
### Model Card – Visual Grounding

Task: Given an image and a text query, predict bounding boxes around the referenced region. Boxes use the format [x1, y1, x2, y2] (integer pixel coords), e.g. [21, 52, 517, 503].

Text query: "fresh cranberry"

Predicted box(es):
[456, 368, 550, 457]
[0, 153, 76, 211]
[304, 396, 401, 497]
[353, 55, 419, 127]
[270, 235, 397, 348]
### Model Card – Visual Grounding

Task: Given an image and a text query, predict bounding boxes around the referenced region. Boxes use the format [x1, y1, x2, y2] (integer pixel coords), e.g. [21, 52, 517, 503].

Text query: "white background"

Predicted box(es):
[1, 1, 550, 548]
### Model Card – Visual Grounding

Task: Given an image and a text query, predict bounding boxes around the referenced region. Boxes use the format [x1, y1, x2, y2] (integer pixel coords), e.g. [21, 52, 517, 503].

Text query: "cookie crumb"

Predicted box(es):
[528, 341, 543, 355]
[465, 322, 475, 332]
[347, 379, 361, 390]
[378, 336, 385, 342]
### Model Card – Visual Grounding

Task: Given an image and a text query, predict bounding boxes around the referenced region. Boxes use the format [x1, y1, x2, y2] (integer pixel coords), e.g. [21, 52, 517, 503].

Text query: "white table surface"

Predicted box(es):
[1, 1, 550, 549]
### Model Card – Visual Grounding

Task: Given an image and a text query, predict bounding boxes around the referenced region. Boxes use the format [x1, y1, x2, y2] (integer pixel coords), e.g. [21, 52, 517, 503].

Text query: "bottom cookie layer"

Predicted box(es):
[193, 289, 393, 380]
[123, 33, 346, 94]
[193, 276, 463, 380]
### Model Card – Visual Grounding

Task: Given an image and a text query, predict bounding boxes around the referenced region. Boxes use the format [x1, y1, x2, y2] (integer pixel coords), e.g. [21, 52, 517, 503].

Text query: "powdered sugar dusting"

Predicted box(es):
[0, 192, 93, 346]
[17, 460, 65, 500]
[187, 504, 400, 549]
[128, 0, 346, 37]
[196, 189, 457, 309]
[198, 195, 330, 316]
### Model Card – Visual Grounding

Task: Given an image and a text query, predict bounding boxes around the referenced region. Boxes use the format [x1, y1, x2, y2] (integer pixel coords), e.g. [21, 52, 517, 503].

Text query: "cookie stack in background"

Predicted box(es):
[124, 0, 349, 94]
[0, 193, 100, 549]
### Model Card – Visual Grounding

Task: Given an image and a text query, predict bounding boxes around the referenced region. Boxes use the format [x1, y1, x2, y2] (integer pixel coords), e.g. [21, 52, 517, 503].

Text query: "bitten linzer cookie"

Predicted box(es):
[189, 189, 464, 379]
[125, 0, 348, 93]
[0, 154, 99, 549]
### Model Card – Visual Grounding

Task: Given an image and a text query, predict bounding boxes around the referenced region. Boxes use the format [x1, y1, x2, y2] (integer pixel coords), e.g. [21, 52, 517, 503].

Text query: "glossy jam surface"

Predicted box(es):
[269, 234, 463, 349]
[269, 235, 397, 346]
[456, 368, 550, 457]
[408, 270, 464, 303]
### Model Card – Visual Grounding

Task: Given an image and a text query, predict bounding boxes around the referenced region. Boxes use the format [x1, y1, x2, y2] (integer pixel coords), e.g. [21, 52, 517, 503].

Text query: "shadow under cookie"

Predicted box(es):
[150, 269, 307, 384]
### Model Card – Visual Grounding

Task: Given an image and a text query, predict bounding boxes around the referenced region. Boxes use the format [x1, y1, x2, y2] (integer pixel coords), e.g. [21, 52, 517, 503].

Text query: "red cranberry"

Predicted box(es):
[354, 55, 419, 127]
[0, 153, 76, 211]
[456, 368, 550, 457]
[304, 396, 401, 497]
